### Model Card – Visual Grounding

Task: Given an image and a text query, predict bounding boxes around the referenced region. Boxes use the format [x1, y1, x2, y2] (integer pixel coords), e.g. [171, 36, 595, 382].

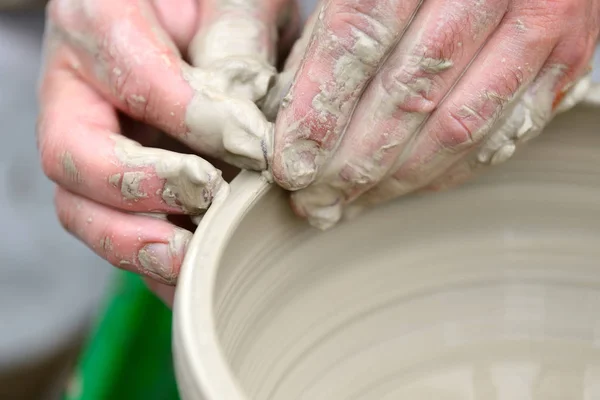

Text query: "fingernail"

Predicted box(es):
[138, 243, 175, 284]
[281, 142, 319, 189]
[138, 231, 190, 284]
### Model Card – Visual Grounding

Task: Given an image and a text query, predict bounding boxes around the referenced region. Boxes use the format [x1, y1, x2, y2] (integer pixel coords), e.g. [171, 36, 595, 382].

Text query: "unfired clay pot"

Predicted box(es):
[173, 105, 600, 400]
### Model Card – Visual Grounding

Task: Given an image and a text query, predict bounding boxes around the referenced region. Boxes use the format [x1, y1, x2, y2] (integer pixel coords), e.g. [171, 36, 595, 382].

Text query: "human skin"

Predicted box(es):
[37, 0, 299, 294]
[271, 0, 600, 229]
[38, 0, 598, 301]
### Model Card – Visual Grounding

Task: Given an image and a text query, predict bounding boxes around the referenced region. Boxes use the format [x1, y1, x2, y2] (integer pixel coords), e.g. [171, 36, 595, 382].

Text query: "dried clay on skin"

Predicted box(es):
[61, 151, 82, 183]
[51, 0, 277, 174]
[137, 227, 191, 284]
[111, 134, 225, 215]
[476, 66, 591, 166]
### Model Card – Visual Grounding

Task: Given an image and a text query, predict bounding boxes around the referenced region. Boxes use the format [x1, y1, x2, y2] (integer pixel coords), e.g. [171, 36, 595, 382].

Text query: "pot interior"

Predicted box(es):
[210, 107, 600, 399]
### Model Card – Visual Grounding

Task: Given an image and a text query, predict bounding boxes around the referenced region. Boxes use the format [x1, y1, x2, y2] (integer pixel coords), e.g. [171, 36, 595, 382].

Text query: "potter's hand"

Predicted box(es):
[270, 0, 599, 229]
[38, 0, 298, 290]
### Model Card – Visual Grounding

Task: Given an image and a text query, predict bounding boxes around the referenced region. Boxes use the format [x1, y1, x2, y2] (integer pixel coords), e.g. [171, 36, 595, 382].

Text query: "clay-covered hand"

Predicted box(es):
[37, 0, 298, 291]
[270, 0, 599, 229]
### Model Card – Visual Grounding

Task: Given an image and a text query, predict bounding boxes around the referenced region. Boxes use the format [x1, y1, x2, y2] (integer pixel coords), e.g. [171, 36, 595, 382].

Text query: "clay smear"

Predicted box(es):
[111, 134, 225, 214]
[183, 0, 278, 171]
[476, 65, 590, 166]
[182, 64, 275, 171]
[137, 228, 191, 284]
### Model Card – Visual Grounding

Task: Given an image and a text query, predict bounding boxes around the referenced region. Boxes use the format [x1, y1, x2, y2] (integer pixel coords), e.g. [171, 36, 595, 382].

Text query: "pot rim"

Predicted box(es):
[172, 104, 600, 399]
[174, 171, 271, 400]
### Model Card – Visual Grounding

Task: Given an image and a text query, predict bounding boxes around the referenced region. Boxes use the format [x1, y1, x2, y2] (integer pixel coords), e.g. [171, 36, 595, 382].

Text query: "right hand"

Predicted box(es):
[269, 0, 597, 230]
[37, 0, 298, 293]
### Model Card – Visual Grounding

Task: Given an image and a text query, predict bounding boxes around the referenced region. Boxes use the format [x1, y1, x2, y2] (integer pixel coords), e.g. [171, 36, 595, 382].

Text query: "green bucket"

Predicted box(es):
[63, 271, 180, 400]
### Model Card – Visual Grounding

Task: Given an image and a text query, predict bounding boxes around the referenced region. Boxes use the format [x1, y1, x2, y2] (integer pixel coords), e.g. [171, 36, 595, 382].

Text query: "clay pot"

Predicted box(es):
[173, 106, 600, 399]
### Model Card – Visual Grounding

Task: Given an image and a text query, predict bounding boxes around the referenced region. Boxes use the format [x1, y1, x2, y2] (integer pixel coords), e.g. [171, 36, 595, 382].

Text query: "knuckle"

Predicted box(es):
[111, 67, 152, 121]
[435, 67, 521, 153]
[435, 110, 479, 152]
[98, 234, 115, 258]
[511, 4, 563, 32]
[340, 158, 387, 190]
[329, 0, 406, 41]
[54, 192, 75, 234]
[555, 37, 594, 68]
[419, 17, 465, 64]
[325, 3, 391, 67]
[516, 18, 562, 45]
[39, 130, 60, 182]
[495, 76, 522, 105]
[486, 67, 525, 100]
[379, 66, 438, 114]
[335, 27, 384, 70]
[331, 1, 392, 37]
[546, 0, 580, 19]
[111, 65, 135, 102]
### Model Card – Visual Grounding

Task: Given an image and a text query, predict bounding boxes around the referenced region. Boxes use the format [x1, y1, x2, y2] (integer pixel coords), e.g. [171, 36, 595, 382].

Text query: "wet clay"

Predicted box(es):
[182, 64, 275, 171]
[262, 2, 599, 230]
[174, 106, 600, 400]
[111, 134, 225, 214]
[182, 0, 279, 172]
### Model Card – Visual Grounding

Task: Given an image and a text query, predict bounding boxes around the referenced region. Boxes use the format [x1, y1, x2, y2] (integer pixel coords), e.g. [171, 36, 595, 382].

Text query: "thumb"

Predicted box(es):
[187, 0, 301, 104]
[190, 0, 299, 68]
[173, 0, 300, 172]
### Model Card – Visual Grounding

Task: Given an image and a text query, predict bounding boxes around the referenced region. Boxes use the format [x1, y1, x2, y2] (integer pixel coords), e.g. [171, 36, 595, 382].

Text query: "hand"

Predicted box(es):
[270, 0, 599, 229]
[38, 0, 298, 288]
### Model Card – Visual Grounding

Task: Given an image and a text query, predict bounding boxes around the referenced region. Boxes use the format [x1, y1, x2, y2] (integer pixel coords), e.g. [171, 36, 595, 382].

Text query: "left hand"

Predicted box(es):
[270, 0, 599, 229]
[37, 0, 298, 303]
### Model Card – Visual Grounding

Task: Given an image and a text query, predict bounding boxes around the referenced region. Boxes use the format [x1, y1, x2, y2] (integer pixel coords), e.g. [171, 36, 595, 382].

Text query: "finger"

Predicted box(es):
[185, 0, 298, 108]
[262, 7, 320, 121]
[289, 0, 509, 228]
[473, 24, 598, 164]
[475, 70, 594, 167]
[190, 0, 298, 69]
[46, 0, 271, 169]
[46, 0, 193, 136]
[350, 56, 591, 212]
[39, 54, 225, 215]
[184, 0, 302, 171]
[271, 0, 424, 190]
[370, 15, 559, 201]
[546, 30, 598, 115]
[144, 278, 176, 307]
[151, 0, 200, 50]
[342, 35, 597, 219]
[55, 187, 191, 285]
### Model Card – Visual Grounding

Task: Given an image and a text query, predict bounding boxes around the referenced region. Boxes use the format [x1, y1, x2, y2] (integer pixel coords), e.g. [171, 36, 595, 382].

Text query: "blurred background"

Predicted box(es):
[0, 8, 113, 399]
[0, 2, 319, 399]
[2, 2, 599, 399]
